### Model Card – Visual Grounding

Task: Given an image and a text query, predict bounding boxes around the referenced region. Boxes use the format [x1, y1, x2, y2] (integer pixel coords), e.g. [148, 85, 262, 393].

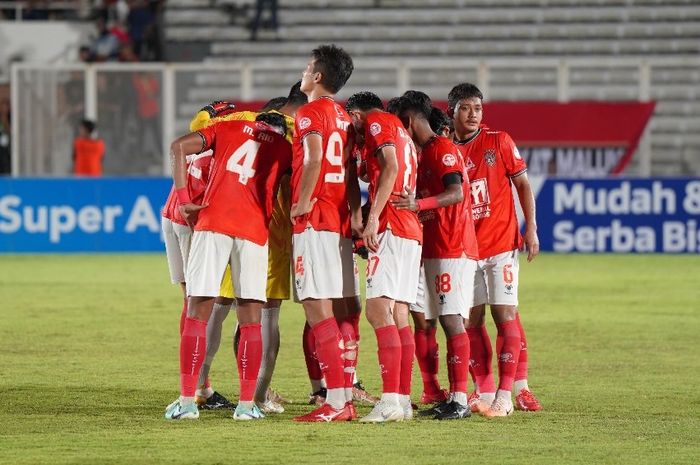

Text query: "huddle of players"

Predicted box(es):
[162, 43, 541, 422]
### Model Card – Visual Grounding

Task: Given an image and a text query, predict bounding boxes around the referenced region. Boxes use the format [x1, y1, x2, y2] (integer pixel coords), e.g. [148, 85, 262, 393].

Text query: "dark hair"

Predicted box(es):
[447, 83, 484, 115]
[345, 91, 383, 112]
[81, 119, 96, 134]
[261, 96, 287, 111]
[386, 97, 402, 115]
[428, 107, 451, 134]
[395, 90, 432, 120]
[255, 111, 288, 136]
[286, 80, 308, 107]
[311, 44, 354, 94]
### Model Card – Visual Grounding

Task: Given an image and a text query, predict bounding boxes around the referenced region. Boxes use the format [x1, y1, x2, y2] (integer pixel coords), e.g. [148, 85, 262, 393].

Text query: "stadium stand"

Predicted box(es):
[161, 0, 700, 175]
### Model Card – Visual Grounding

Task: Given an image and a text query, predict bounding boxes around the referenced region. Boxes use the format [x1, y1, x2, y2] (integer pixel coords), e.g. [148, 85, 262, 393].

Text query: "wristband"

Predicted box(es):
[416, 196, 439, 211]
[175, 187, 191, 205]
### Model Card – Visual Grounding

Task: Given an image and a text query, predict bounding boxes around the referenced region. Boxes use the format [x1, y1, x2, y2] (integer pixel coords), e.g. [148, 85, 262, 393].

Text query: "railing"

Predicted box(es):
[10, 56, 700, 177]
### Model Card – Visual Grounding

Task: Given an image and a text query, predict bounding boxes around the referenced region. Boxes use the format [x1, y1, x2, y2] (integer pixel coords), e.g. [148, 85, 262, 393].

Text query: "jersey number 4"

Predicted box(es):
[227, 139, 261, 185]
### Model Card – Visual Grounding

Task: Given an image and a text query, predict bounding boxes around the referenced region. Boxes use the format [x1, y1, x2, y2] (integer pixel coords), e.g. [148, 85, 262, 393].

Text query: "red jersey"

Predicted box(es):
[417, 136, 478, 260]
[454, 128, 527, 259]
[162, 150, 213, 225]
[291, 97, 353, 236]
[194, 120, 292, 245]
[363, 111, 421, 243]
[73, 137, 105, 176]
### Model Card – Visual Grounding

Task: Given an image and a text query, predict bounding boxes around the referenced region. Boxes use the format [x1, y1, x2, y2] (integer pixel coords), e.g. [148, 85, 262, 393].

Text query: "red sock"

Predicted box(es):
[312, 318, 345, 389]
[446, 332, 470, 394]
[302, 322, 323, 381]
[237, 323, 262, 402]
[496, 320, 521, 392]
[338, 316, 358, 390]
[414, 328, 441, 395]
[514, 314, 528, 383]
[398, 326, 415, 396]
[375, 325, 401, 394]
[179, 317, 207, 397]
[179, 297, 188, 335]
[466, 325, 496, 393]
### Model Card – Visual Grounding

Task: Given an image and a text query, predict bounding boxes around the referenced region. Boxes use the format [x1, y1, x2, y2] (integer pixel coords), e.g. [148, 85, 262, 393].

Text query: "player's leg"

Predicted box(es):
[293, 229, 352, 422]
[166, 231, 230, 420]
[410, 264, 446, 404]
[302, 320, 326, 404]
[254, 298, 283, 413]
[482, 251, 522, 418]
[513, 312, 541, 411]
[465, 260, 496, 412]
[423, 258, 475, 420]
[195, 295, 235, 409]
[162, 218, 190, 334]
[230, 237, 267, 420]
[395, 301, 415, 420]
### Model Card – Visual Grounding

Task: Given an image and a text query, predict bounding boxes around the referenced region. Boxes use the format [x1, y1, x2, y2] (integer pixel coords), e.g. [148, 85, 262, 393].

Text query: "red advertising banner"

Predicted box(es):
[226, 100, 656, 177]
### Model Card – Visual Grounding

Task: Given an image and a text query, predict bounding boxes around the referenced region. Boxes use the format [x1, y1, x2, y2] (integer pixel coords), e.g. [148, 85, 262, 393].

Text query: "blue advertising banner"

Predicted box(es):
[534, 178, 700, 253]
[0, 177, 172, 252]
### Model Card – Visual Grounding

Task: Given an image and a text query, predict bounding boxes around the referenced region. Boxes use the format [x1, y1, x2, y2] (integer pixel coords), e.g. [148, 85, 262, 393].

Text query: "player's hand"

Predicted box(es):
[290, 198, 317, 225]
[179, 203, 207, 228]
[523, 226, 540, 262]
[362, 214, 380, 253]
[202, 100, 236, 118]
[390, 186, 418, 211]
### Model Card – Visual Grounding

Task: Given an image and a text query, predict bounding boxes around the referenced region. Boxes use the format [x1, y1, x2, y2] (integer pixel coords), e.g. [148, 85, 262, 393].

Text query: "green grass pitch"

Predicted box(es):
[0, 254, 698, 464]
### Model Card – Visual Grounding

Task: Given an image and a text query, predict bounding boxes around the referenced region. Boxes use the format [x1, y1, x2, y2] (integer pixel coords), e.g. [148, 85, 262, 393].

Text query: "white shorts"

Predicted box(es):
[423, 257, 477, 320]
[162, 218, 192, 284]
[472, 250, 519, 307]
[293, 228, 358, 301]
[409, 265, 426, 313]
[186, 230, 268, 301]
[365, 230, 421, 303]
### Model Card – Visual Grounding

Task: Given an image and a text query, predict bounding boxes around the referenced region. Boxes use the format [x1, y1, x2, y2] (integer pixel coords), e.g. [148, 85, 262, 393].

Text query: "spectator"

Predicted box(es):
[0, 98, 10, 175]
[91, 16, 120, 61]
[127, 0, 155, 58]
[250, 0, 279, 41]
[78, 45, 94, 63]
[22, 0, 49, 20]
[73, 119, 105, 176]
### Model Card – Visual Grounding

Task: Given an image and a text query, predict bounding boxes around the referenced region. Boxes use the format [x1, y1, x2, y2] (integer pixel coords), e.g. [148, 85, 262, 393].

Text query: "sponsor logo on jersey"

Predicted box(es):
[299, 117, 311, 130]
[442, 153, 457, 167]
[369, 122, 382, 136]
[484, 149, 496, 167]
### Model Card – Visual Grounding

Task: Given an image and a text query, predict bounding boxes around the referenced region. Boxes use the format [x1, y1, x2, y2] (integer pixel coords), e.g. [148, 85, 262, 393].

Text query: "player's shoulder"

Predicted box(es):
[433, 135, 459, 153]
[483, 128, 514, 145]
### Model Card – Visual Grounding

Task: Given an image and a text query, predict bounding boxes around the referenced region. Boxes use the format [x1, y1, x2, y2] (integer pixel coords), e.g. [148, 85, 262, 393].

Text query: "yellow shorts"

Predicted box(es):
[219, 176, 292, 300]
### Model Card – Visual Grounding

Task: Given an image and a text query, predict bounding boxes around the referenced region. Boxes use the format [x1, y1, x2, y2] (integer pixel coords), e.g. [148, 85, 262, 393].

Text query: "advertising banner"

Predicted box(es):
[0, 177, 171, 252]
[533, 178, 700, 253]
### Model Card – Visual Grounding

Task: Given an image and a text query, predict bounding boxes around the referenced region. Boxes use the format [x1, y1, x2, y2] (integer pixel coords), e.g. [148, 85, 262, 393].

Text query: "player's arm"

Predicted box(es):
[290, 133, 322, 221]
[346, 151, 364, 238]
[392, 172, 463, 212]
[363, 145, 398, 252]
[512, 172, 540, 262]
[169, 132, 208, 227]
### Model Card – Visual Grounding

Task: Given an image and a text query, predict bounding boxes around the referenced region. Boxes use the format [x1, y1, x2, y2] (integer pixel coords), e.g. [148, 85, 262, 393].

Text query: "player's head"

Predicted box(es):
[448, 82, 484, 135]
[301, 44, 354, 95]
[429, 107, 452, 138]
[79, 119, 96, 137]
[286, 80, 308, 107]
[255, 112, 288, 137]
[261, 96, 287, 111]
[394, 90, 433, 139]
[345, 91, 383, 131]
[386, 97, 402, 115]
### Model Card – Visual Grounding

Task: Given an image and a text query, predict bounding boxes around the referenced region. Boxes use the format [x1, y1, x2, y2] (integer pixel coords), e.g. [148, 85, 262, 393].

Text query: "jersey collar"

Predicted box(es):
[453, 128, 481, 146]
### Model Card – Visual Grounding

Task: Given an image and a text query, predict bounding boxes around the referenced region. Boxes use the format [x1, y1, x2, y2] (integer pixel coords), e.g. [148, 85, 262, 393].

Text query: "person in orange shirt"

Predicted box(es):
[73, 119, 105, 176]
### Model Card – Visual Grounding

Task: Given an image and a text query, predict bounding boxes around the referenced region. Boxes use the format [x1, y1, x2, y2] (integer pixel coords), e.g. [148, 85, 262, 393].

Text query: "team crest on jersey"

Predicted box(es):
[369, 122, 382, 136]
[442, 153, 457, 167]
[484, 149, 496, 167]
[299, 117, 311, 130]
[465, 157, 476, 171]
